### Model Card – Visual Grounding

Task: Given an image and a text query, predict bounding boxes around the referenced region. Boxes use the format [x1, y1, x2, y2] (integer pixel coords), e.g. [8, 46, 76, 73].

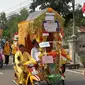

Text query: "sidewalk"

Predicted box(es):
[66, 68, 85, 75]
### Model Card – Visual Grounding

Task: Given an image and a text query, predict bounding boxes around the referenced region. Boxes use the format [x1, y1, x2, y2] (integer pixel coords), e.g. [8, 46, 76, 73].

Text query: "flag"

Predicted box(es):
[82, 3, 85, 13]
[82, 3, 85, 17]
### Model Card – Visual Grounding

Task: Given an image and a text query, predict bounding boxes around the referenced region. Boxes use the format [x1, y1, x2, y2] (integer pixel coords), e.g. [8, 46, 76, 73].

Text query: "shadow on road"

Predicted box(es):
[65, 80, 85, 85]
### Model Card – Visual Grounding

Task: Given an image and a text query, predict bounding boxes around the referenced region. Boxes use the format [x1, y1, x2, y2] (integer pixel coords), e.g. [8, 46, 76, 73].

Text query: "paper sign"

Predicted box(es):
[46, 13, 55, 16]
[42, 56, 53, 64]
[45, 15, 54, 21]
[43, 21, 59, 32]
[45, 12, 55, 21]
[39, 42, 50, 48]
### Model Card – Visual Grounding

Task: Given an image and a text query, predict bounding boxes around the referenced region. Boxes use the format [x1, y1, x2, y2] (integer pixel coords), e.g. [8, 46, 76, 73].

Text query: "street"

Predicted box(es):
[0, 64, 85, 85]
[0, 65, 14, 85]
[65, 70, 85, 85]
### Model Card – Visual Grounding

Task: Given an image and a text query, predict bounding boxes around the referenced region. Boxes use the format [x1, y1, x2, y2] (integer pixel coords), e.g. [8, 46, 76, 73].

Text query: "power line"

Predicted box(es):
[5, 0, 32, 17]
[4, 0, 31, 12]
[2, 0, 33, 18]
[6, 3, 31, 18]
[7, 3, 30, 14]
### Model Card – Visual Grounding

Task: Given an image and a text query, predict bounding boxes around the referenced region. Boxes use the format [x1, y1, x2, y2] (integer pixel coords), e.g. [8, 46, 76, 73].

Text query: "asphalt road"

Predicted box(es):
[0, 65, 85, 85]
[65, 70, 85, 85]
[0, 65, 14, 85]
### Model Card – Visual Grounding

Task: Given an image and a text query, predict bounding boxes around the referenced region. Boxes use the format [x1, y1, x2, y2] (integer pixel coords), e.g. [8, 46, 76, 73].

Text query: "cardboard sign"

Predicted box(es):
[39, 42, 50, 48]
[42, 56, 53, 64]
[45, 15, 54, 21]
[45, 13, 55, 21]
[43, 21, 59, 32]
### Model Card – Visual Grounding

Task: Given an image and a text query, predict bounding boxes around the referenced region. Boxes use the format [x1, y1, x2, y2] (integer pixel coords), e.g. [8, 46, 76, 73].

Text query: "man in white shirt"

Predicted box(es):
[31, 39, 39, 61]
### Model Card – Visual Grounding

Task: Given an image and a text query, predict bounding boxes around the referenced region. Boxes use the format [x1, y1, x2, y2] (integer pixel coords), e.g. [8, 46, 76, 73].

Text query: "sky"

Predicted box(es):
[0, 0, 32, 14]
[0, 0, 85, 15]
[75, 0, 85, 5]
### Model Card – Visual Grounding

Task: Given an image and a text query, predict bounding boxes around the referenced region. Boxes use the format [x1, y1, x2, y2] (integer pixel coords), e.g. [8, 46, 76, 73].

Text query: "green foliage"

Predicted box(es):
[80, 18, 85, 27]
[64, 4, 85, 40]
[3, 8, 29, 38]
[80, 54, 85, 67]
[75, 4, 83, 27]
[7, 14, 20, 36]
[0, 12, 7, 29]
[3, 29, 10, 37]
[20, 8, 29, 20]
[30, 0, 72, 16]
[64, 19, 73, 40]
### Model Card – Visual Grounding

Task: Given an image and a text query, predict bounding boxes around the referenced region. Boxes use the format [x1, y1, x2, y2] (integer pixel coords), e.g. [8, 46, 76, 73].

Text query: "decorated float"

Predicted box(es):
[18, 8, 71, 85]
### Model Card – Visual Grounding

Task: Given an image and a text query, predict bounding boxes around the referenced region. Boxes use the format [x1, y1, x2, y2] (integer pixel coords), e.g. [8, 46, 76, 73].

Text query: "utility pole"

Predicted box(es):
[72, 0, 76, 64]
[72, 0, 75, 35]
[68, 0, 77, 64]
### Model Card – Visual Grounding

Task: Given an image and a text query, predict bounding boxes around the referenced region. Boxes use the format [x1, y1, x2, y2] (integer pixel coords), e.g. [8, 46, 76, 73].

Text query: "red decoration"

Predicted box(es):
[14, 32, 18, 36]
[82, 3, 85, 13]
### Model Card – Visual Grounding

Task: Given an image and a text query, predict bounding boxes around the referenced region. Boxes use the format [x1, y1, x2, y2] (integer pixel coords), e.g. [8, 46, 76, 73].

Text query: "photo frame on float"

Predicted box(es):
[43, 20, 60, 32]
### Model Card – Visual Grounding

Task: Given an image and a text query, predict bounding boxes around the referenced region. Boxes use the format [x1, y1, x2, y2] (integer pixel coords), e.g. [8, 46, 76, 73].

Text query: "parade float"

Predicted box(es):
[18, 8, 71, 85]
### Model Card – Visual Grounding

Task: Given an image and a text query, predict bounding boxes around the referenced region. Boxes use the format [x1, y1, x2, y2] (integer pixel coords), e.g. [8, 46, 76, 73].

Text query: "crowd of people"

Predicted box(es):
[0, 38, 40, 67]
[0, 39, 18, 66]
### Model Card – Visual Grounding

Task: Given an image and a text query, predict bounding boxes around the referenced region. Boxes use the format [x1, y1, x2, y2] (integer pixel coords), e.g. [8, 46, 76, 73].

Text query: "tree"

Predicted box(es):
[64, 19, 73, 40]
[20, 8, 29, 21]
[3, 8, 29, 38]
[64, 4, 85, 39]
[75, 4, 83, 27]
[0, 12, 7, 29]
[6, 14, 20, 37]
[30, 0, 72, 16]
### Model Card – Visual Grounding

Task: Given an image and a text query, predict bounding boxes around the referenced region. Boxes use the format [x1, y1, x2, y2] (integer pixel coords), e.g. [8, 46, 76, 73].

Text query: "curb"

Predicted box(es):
[66, 69, 83, 75]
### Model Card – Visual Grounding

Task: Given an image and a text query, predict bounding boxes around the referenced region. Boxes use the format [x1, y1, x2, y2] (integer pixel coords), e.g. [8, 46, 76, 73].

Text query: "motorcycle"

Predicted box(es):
[13, 63, 41, 85]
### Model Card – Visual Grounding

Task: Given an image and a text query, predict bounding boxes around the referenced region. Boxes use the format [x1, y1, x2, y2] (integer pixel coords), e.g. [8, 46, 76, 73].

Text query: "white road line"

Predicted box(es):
[66, 69, 83, 75]
[12, 80, 18, 85]
[0, 72, 3, 75]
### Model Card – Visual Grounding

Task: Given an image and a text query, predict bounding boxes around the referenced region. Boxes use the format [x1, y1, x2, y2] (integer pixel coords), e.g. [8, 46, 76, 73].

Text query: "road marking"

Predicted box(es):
[12, 80, 18, 85]
[66, 69, 83, 75]
[0, 72, 3, 75]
